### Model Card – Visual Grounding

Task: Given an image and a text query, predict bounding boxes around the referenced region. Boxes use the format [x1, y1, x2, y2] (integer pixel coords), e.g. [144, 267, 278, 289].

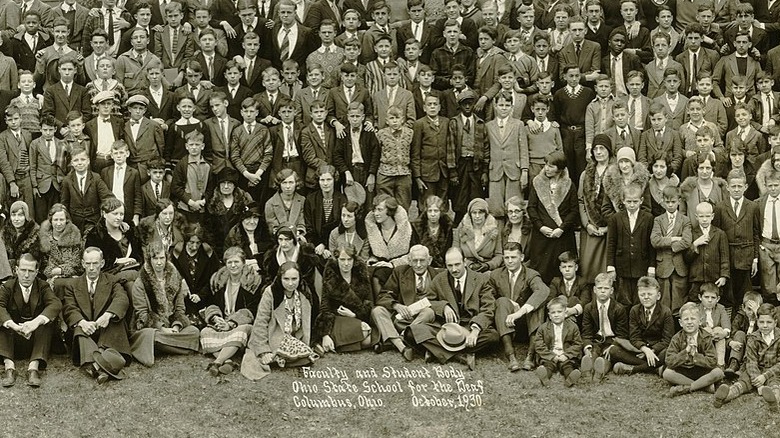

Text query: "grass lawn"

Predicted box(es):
[2, 345, 776, 438]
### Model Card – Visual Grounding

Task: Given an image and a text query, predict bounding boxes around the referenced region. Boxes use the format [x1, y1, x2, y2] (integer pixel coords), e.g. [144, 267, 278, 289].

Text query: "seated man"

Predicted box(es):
[490, 242, 549, 372]
[0, 253, 62, 387]
[62, 247, 131, 384]
[405, 247, 499, 370]
[371, 245, 442, 360]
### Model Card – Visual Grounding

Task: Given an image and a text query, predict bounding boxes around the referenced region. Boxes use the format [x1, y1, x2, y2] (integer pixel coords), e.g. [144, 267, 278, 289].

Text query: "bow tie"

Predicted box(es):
[130, 119, 141, 125]
[101, 118, 111, 123]
[352, 128, 361, 133]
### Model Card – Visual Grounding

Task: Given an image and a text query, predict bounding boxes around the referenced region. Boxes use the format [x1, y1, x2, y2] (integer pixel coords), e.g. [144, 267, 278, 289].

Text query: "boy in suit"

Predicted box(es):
[750, 72, 780, 137]
[191, 7, 228, 57]
[713, 32, 762, 104]
[194, 28, 227, 87]
[548, 251, 591, 325]
[153, 1, 195, 74]
[373, 61, 415, 129]
[139, 158, 169, 218]
[100, 140, 142, 225]
[637, 103, 683, 174]
[695, 74, 728, 136]
[486, 91, 524, 218]
[326, 62, 374, 137]
[611, 276, 674, 375]
[118, 2, 158, 55]
[412, 65, 435, 119]
[237, 32, 272, 91]
[650, 186, 692, 316]
[396, 0, 438, 65]
[41, 57, 90, 127]
[296, 63, 326, 127]
[556, 18, 600, 85]
[203, 91, 238, 175]
[141, 63, 175, 123]
[332, 101, 379, 194]
[724, 75, 752, 133]
[533, 296, 583, 387]
[430, 19, 475, 90]
[645, 33, 686, 100]
[11, 12, 51, 81]
[268, 97, 304, 190]
[726, 103, 766, 163]
[124, 95, 164, 185]
[553, 64, 595, 187]
[449, 90, 487, 224]
[521, 95, 562, 186]
[581, 273, 629, 383]
[412, 93, 449, 204]
[171, 130, 213, 224]
[301, 99, 335, 192]
[359, 1, 396, 65]
[685, 201, 730, 303]
[623, 70, 650, 131]
[713, 169, 760, 310]
[215, 60, 253, 121]
[675, 24, 716, 97]
[280, 60, 304, 101]
[653, 68, 688, 130]
[81, 0, 130, 57]
[60, 146, 113, 229]
[615, 0, 652, 63]
[29, 116, 67, 223]
[83, 29, 110, 82]
[757, 169, 780, 304]
[254, 67, 288, 127]
[662, 301, 725, 397]
[230, 97, 273, 203]
[0, 106, 34, 213]
[607, 183, 656, 307]
[84, 91, 123, 172]
[697, 283, 731, 367]
[604, 101, 640, 152]
[173, 60, 213, 119]
[602, 28, 642, 98]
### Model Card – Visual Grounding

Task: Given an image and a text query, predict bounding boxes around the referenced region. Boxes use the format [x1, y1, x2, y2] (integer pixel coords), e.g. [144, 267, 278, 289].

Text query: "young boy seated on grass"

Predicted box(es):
[581, 272, 629, 383]
[697, 283, 731, 367]
[611, 276, 675, 376]
[548, 251, 590, 325]
[663, 301, 725, 397]
[533, 296, 583, 388]
[715, 303, 780, 410]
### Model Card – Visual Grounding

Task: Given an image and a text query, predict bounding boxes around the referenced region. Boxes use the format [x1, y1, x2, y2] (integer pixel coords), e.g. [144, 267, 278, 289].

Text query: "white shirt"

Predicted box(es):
[763, 92, 774, 126]
[666, 93, 679, 113]
[732, 197, 742, 216]
[597, 300, 614, 337]
[508, 268, 520, 291]
[552, 323, 564, 355]
[453, 271, 467, 295]
[628, 210, 638, 232]
[611, 53, 626, 95]
[277, 23, 299, 55]
[149, 86, 163, 107]
[763, 330, 775, 346]
[628, 96, 643, 130]
[46, 139, 57, 162]
[96, 117, 115, 155]
[24, 32, 37, 51]
[282, 123, 299, 158]
[763, 196, 780, 239]
[349, 128, 364, 163]
[412, 20, 424, 41]
[112, 164, 126, 203]
[700, 225, 710, 238]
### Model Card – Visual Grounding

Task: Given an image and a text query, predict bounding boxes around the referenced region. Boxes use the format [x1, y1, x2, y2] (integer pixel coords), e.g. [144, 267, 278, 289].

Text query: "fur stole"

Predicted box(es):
[316, 258, 373, 339]
[532, 170, 573, 227]
[207, 187, 254, 216]
[2, 220, 40, 260]
[458, 211, 500, 246]
[39, 221, 81, 253]
[679, 176, 728, 198]
[755, 158, 775, 196]
[581, 162, 610, 226]
[602, 162, 650, 210]
[648, 175, 680, 205]
[210, 264, 262, 296]
[139, 261, 188, 328]
[364, 205, 412, 264]
[412, 215, 453, 265]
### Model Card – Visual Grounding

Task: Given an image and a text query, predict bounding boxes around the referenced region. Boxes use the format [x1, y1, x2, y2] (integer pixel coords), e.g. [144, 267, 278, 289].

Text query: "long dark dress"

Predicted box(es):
[526, 171, 579, 284]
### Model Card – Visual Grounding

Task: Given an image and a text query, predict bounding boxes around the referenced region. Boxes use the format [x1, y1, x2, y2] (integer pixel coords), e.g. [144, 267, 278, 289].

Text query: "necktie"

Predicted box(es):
[102, 80, 109, 91]
[136, 52, 143, 64]
[329, 1, 341, 26]
[317, 124, 325, 145]
[620, 129, 627, 142]
[706, 309, 714, 327]
[207, 56, 213, 79]
[509, 54, 516, 62]
[245, 59, 253, 81]
[388, 87, 395, 106]
[21, 2, 27, 18]
[222, 119, 229, 145]
[246, 123, 253, 134]
[645, 308, 652, 322]
[107, 9, 115, 45]
[171, 27, 179, 53]
[464, 118, 470, 133]
[538, 57, 545, 73]
[230, 87, 237, 98]
[417, 275, 424, 292]
[346, 87, 353, 102]
[455, 279, 461, 299]
[280, 28, 290, 61]
[89, 280, 95, 298]
[734, 199, 740, 216]
[738, 127, 745, 140]
[155, 182, 161, 200]
[691, 52, 698, 91]
[13, 132, 19, 144]
[575, 42, 581, 57]
[80, 175, 86, 194]
[773, 199, 779, 240]
[312, 88, 319, 101]
[599, 304, 608, 337]
[285, 125, 294, 155]
[656, 130, 663, 144]
[64, 83, 70, 96]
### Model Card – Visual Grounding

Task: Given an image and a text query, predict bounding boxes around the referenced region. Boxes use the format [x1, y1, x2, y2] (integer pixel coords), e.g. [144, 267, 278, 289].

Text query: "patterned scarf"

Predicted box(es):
[283, 291, 302, 335]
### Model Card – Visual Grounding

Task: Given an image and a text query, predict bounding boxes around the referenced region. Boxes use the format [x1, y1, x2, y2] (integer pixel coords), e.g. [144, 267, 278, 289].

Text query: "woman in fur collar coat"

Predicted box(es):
[136, 198, 186, 255]
[600, 147, 652, 221]
[3, 201, 41, 269]
[38, 204, 83, 279]
[130, 241, 200, 366]
[454, 198, 502, 272]
[578, 135, 612, 284]
[315, 246, 377, 353]
[412, 195, 453, 269]
[364, 194, 412, 292]
[526, 152, 579, 284]
[680, 153, 728, 228]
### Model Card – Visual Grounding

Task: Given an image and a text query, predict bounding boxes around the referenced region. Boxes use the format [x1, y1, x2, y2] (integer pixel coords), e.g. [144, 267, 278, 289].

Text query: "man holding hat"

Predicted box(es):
[85, 90, 124, 171]
[448, 89, 488, 224]
[61, 247, 131, 384]
[404, 247, 499, 370]
[124, 94, 165, 184]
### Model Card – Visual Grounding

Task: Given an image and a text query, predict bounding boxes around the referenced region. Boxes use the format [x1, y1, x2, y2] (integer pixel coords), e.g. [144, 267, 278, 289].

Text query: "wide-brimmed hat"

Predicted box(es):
[217, 167, 240, 185]
[92, 348, 127, 380]
[436, 323, 470, 352]
[344, 182, 366, 206]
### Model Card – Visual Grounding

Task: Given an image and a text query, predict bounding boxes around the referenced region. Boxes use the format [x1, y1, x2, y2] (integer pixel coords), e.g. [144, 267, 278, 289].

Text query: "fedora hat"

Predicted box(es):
[436, 323, 469, 352]
[92, 348, 127, 380]
[344, 182, 366, 206]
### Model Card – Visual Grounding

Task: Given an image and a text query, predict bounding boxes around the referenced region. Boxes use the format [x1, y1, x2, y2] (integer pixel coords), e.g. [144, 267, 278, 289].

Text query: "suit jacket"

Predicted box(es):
[601, 51, 643, 87]
[0, 129, 32, 185]
[29, 136, 67, 194]
[264, 192, 306, 237]
[724, 26, 769, 61]
[376, 265, 444, 309]
[411, 115, 450, 182]
[697, 302, 731, 332]
[81, 7, 133, 57]
[118, 26, 158, 56]
[303, 0, 341, 30]
[607, 209, 656, 277]
[549, 275, 592, 312]
[373, 87, 415, 129]
[650, 211, 693, 278]
[748, 92, 780, 128]
[124, 117, 165, 167]
[645, 58, 686, 99]
[100, 165, 143, 218]
[325, 84, 373, 127]
[84, 116, 124, 165]
[474, 48, 509, 97]
[604, 125, 640, 153]
[295, 86, 326, 126]
[534, 319, 582, 361]
[556, 39, 600, 82]
[486, 118, 525, 181]
[301, 122, 336, 188]
[675, 49, 717, 95]
[42, 82, 91, 124]
[581, 298, 629, 347]
[426, 269, 495, 330]
[332, 128, 380, 179]
[653, 94, 688, 130]
[765, 45, 780, 90]
[628, 303, 674, 354]
[684, 225, 730, 282]
[10, 31, 51, 74]
[174, 84, 213, 119]
[216, 85, 254, 121]
[193, 52, 227, 87]
[140, 179, 171, 218]
[204, 116, 240, 174]
[701, 96, 729, 135]
[724, 125, 766, 161]
[713, 53, 762, 99]
[238, 57, 272, 90]
[192, 25, 228, 57]
[253, 91, 289, 123]
[141, 87, 176, 122]
[153, 25, 197, 69]
[448, 114, 488, 171]
[396, 20, 441, 65]
[60, 170, 114, 220]
[267, 122, 304, 185]
[713, 197, 760, 271]
[0, 277, 60, 325]
[304, 190, 346, 246]
[637, 126, 684, 173]
[52, 2, 89, 51]
[665, 327, 718, 370]
[267, 23, 315, 75]
[488, 264, 548, 333]
[621, 94, 651, 131]
[114, 50, 165, 95]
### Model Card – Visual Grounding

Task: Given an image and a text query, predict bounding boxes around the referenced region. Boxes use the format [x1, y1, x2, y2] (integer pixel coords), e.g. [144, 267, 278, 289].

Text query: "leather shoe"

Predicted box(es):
[206, 362, 220, 377]
[402, 347, 414, 362]
[724, 360, 740, 379]
[464, 353, 475, 371]
[565, 369, 581, 388]
[580, 354, 593, 378]
[373, 343, 386, 354]
[1, 369, 15, 387]
[27, 370, 41, 387]
[521, 355, 534, 371]
[593, 357, 608, 383]
[96, 372, 110, 385]
[424, 351, 435, 363]
[535, 366, 549, 387]
[218, 360, 235, 375]
[507, 355, 521, 372]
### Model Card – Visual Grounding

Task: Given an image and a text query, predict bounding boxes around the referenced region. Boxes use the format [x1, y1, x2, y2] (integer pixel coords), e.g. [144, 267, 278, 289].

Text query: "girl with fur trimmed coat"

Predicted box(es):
[680, 153, 728, 228]
[130, 241, 200, 366]
[454, 198, 502, 273]
[600, 147, 652, 221]
[136, 198, 186, 255]
[200, 247, 262, 377]
[315, 246, 377, 354]
[527, 151, 579, 284]
[3, 201, 41, 269]
[38, 204, 83, 279]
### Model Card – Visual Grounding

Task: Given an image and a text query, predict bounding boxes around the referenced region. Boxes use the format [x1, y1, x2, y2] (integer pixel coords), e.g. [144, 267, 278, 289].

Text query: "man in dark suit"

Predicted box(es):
[51, 0, 90, 52]
[395, 0, 440, 65]
[41, 57, 91, 126]
[372, 245, 441, 359]
[602, 28, 642, 97]
[85, 91, 125, 171]
[303, 0, 341, 32]
[216, 62, 254, 120]
[581, 273, 629, 382]
[490, 242, 549, 372]
[118, 3, 159, 55]
[193, 28, 227, 86]
[412, 93, 449, 202]
[62, 247, 131, 384]
[267, 0, 315, 78]
[267, 101, 304, 188]
[675, 24, 718, 96]
[557, 18, 601, 84]
[326, 63, 374, 133]
[237, 31, 273, 90]
[204, 91, 240, 174]
[139, 159, 170, 218]
[60, 147, 114, 229]
[406, 247, 499, 370]
[0, 253, 61, 387]
[10, 21, 52, 76]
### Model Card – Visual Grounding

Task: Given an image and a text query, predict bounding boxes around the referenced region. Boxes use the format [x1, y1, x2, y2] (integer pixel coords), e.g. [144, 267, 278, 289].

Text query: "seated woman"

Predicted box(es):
[3, 200, 41, 269]
[328, 201, 369, 262]
[304, 164, 347, 261]
[39, 203, 83, 281]
[206, 167, 255, 256]
[200, 247, 262, 377]
[411, 195, 453, 269]
[364, 194, 412, 292]
[262, 226, 320, 315]
[85, 57, 127, 117]
[454, 198, 502, 273]
[130, 240, 200, 366]
[136, 198, 186, 255]
[171, 223, 217, 325]
[316, 245, 376, 354]
[243, 261, 317, 379]
[84, 198, 142, 281]
[264, 169, 306, 240]
[225, 203, 273, 268]
[502, 196, 528, 247]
